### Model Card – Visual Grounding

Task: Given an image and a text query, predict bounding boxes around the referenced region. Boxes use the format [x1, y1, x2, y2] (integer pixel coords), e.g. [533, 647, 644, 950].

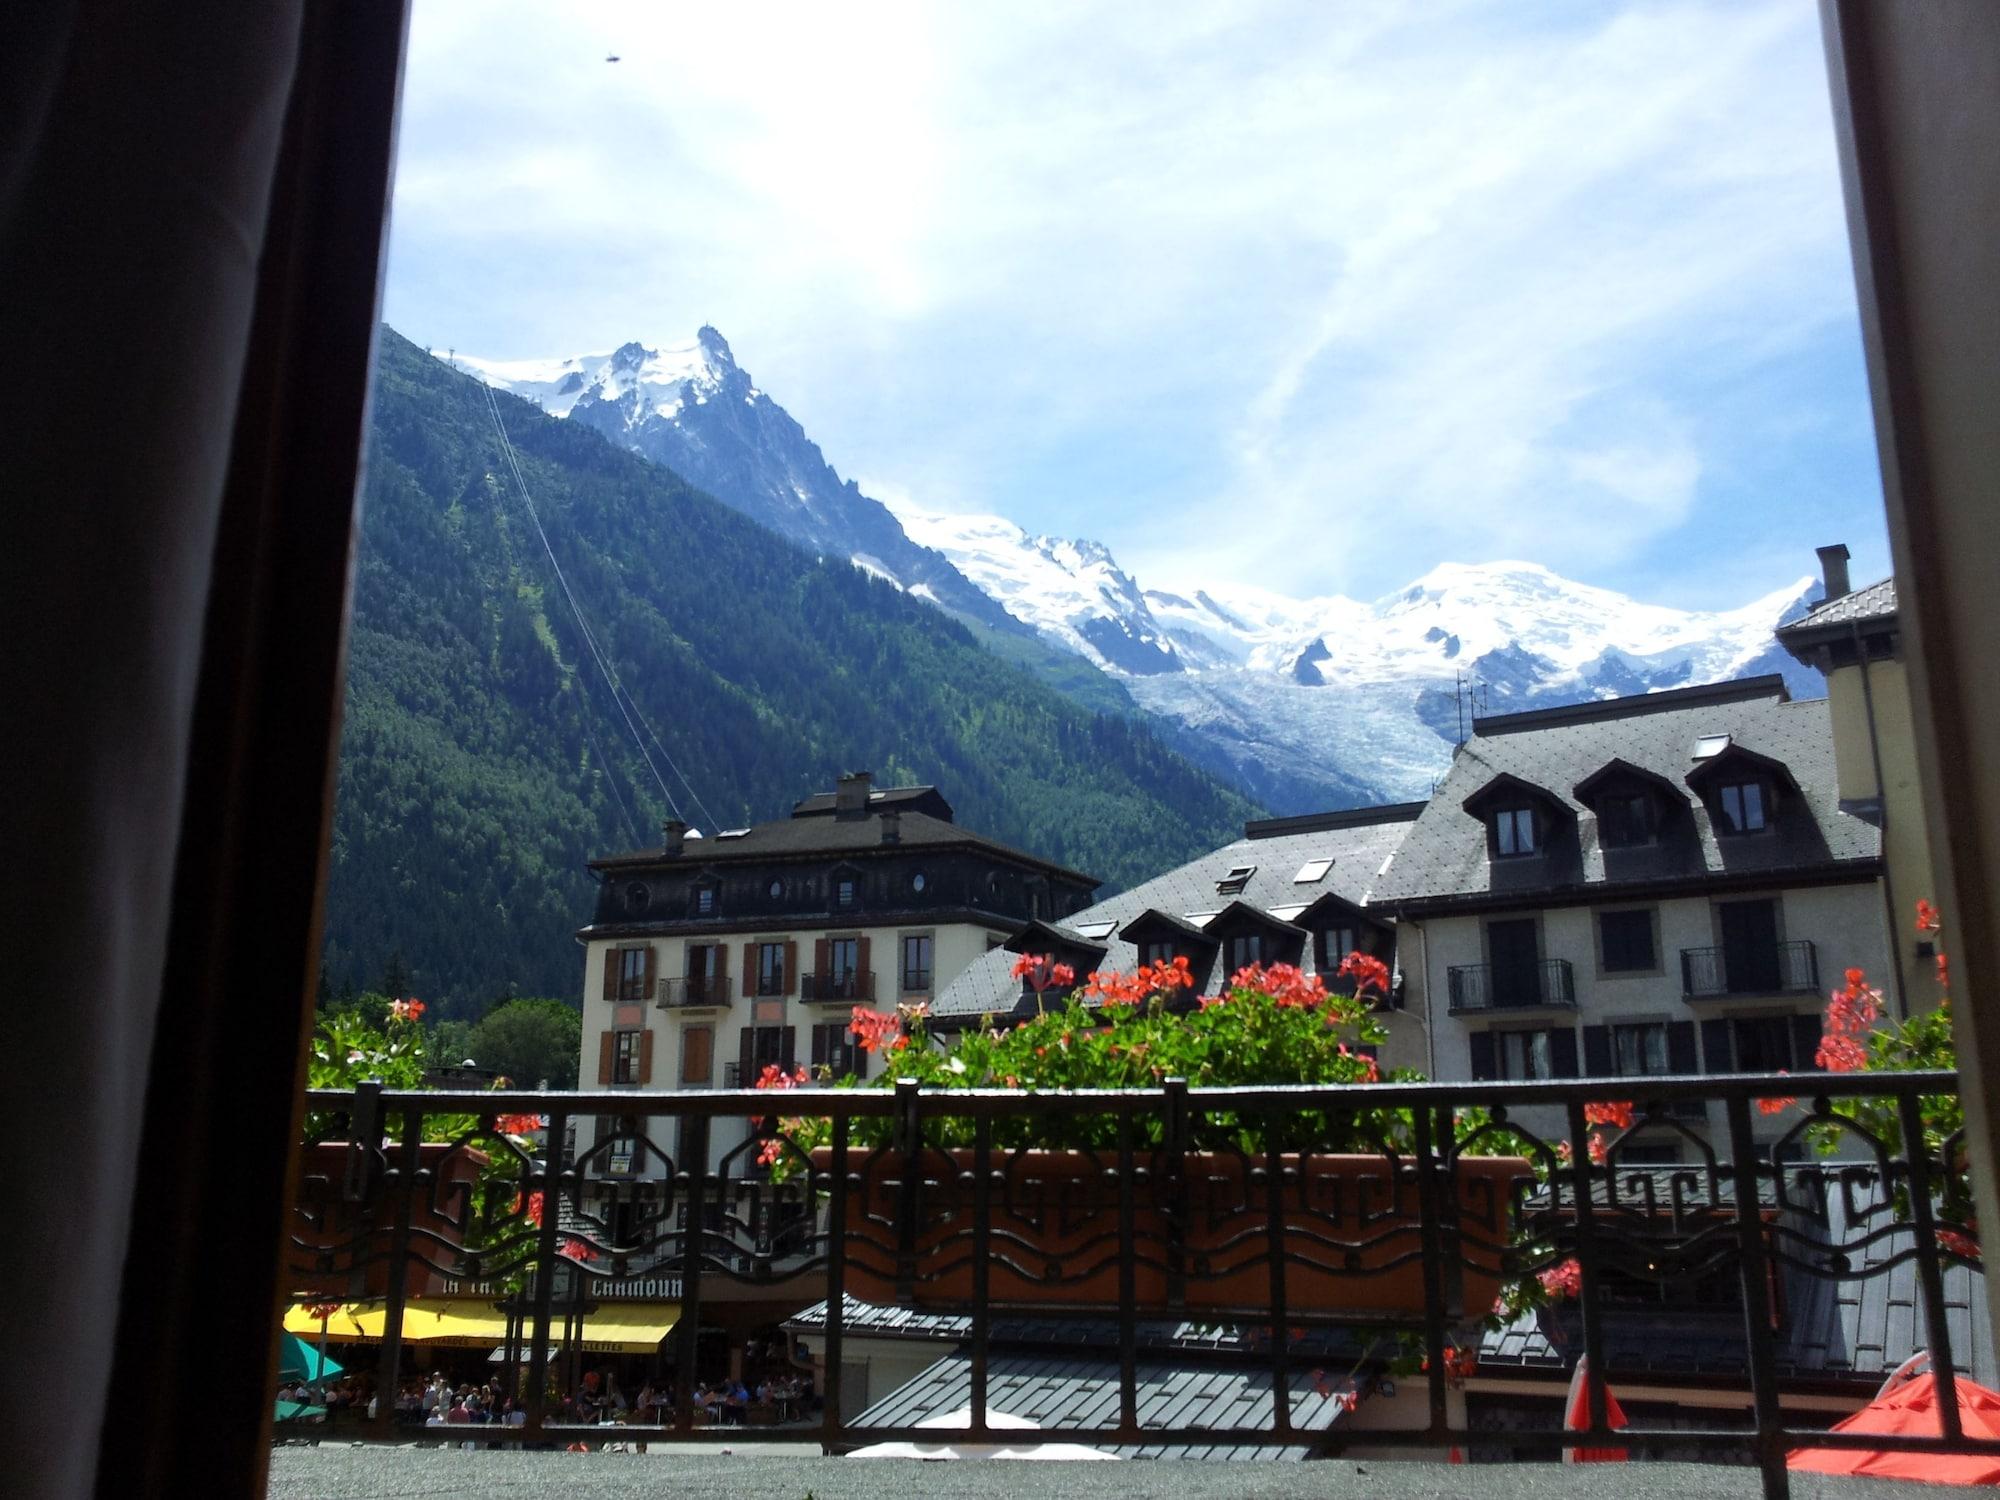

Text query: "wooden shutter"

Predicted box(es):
[1468, 1031, 1496, 1081]
[1548, 1028, 1579, 1079]
[738, 1026, 754, 1084]
[1581, 1025, 1612, 1078]
[1666, 1021, 1698, 1074]
[638, 1029, 655, 1084]
[780, 1026, 797, 1068]
[681, 1026, 713, 1085]
[713, 942, 728, 977]
[783, 940, 798, 993]
[856, 934, 872, 988]
[641, 944, 656, 1000]
[743, 941, 757, 993]
[813, 937, 829, 982]
[1791, 1013, 1823, 1071]
[602, 947, 619, 1003]
[597, 1030, 615, 1085]
[1701, 1018, 1734, 1074]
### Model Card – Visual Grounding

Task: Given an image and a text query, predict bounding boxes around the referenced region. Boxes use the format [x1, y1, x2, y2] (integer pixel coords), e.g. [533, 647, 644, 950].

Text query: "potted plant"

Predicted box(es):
[759, 954, 1537, 1321]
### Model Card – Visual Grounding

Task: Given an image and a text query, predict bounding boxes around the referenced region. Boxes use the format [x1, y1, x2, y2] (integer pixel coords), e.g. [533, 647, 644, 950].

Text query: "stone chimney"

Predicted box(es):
[1817, 543, 1852, 602]
[880, 807, 901, 844]
[834, 769, 873, 820]
[662, 818, 688, 857]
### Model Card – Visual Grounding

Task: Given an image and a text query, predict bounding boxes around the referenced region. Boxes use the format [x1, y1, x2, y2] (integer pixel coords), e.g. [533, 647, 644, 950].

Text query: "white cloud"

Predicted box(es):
[386, 0, 1879, 605]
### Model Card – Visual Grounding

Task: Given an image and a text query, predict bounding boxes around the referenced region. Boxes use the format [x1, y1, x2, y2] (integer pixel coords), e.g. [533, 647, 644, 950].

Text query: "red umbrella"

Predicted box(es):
[1791, 1358, 2000, 1485]
[1563, 1355, 1629, 1463]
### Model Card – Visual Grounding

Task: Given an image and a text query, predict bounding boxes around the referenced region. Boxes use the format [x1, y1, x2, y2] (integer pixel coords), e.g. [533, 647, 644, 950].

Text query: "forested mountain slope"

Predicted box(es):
[322, 330, 1261, 1013]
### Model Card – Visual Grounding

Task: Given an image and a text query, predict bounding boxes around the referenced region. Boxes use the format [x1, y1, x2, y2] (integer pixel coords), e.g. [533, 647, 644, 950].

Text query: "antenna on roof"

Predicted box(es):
[1454, 672, 1489, 749]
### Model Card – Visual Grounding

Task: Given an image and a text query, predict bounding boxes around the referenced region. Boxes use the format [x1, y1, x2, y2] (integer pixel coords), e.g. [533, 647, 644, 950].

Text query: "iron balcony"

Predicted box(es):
[1681, 940, 1820, 1001]
[801, 970, 874, 1003]
[1445, 957, 1576, 1013]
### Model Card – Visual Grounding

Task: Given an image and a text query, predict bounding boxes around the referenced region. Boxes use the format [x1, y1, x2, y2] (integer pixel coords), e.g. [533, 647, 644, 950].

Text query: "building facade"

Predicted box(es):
[575, 770, 1098, 1173]
[1371, 675, 1891, 1146]
[1776, 544, 1941, 1015]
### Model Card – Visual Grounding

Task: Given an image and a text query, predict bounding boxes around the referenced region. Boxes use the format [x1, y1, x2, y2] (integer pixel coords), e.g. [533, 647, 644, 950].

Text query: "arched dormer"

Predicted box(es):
[1287, 890, 1395, 983]
[1117, 908, 1219, 977]
[1573, 758, 1685, 850]
[1684, 743, 1799, 836]
[1462, 772, 1569, 861]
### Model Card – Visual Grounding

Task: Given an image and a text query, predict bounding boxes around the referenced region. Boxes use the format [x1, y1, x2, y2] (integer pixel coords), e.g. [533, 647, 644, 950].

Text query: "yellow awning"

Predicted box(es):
[286, 1299, 676, 1353]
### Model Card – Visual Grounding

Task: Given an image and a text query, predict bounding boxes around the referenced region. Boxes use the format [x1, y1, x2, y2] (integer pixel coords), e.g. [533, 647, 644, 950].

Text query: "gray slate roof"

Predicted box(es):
[851, 1349, 1352, 1460]
[1479, 1168, 1993, 1388]
[1370, 676, 1879, 911]
[1777, 577, 1899, 636]
[931, 805, 1423, 1021]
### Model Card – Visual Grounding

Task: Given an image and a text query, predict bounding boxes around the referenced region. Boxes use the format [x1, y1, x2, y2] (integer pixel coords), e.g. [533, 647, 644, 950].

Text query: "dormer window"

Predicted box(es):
[1494, 806, 1537, 857]
[1139, 939, 1178, 967]
[835, 877, 857, 909]
[1716, 779, 1768, 834]
[1217, 864, 1256, 895]
[695, 884, 717, 916]
[1597, 793, 1655, 849]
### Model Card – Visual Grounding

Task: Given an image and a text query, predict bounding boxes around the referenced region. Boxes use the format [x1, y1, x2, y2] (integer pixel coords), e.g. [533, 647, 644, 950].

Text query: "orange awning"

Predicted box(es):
[1790, 1372, 2000, 1485]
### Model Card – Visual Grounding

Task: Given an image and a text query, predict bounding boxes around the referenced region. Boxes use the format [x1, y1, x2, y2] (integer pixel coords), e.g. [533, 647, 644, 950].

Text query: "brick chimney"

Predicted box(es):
[834, 769, 873, 820]
[1817, 543, 1852, 602]
[662, 818, 688, 856]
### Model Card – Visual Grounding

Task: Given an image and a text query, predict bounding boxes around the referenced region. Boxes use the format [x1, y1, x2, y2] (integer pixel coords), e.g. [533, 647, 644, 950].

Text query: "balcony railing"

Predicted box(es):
[657, 974, 734, 1008]
[1681, 940, 1820, 1000]
[801, 969, 874, 1003]
[1446, 958, 1575, 1013]
[282, 1070, 1984, 1493]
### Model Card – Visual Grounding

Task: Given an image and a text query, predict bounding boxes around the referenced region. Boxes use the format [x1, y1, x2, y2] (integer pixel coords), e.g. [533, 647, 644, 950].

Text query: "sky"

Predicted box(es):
[385, 0, 1890, 612]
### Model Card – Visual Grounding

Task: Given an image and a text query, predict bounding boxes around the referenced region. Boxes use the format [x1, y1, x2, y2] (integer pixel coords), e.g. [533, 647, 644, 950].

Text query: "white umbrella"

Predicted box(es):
[849, 1407, 1119, 1461]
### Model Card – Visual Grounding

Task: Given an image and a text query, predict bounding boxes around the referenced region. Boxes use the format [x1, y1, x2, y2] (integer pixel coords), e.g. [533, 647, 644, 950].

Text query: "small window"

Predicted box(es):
[1499, 1030, 1554, 1081]
[901, 933, 933, 993]
[829, 937, 860, 983]
[618, 946, 649, 1002]
[1320, 926, 1356, 971]
[1226, 932, 1264, 974]
[681, 1025, 714, 1085]
[1293, 857, 1334, 884]
[1730, 1014, 1803, 1072]
[612, 1029, 643, 1085]
[625, 881, 650, 913]
[1597, 794, 1654, 849]
[1138, 939, 1178, 968]
[1612, 1022, 1668, 1076]
[835, 878, 856, 909]
[1494, 806, 1537, 857]
[911, 871, 927, 893]
[1717, 781, 1768, 834]
[768, 879, 783, 899]
[1216, 864, 1257, 895]
[756, 941, 787, 997]
[1598, 909, 1656, 973]
[696, 885, 717, 915]
[1693, 733, 1732, 760]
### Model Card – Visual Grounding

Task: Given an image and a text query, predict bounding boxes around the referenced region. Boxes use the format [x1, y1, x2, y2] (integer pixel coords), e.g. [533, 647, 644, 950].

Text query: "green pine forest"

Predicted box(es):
[321, 329, 1263, 1017]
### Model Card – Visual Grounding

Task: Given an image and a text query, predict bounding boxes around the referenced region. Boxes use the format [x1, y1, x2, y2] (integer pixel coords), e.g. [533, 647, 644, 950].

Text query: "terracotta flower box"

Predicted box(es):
[288, 1141, 488, 1300]
[816, 1147, 1533, 1321]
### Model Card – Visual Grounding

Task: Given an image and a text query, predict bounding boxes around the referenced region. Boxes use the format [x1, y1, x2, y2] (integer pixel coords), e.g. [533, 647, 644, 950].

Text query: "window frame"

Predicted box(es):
[611, 1028, 644, 1085]
[756, 940, 788, 998]
[1493, 805, 1538, 858]
[618, 945, 649, 1003]
[1597, 791, 1656, 849]
[1596, 907, 1660, 976]
[1715, 778, 1770, 835]
[1499, 1028, 1556, 1081]
[899, 931, 934, 993]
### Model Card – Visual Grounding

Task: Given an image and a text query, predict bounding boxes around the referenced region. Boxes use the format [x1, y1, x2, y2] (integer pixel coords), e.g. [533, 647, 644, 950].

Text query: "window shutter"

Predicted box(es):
[1468, 1031, 1497, 1081]
[857, 935, 872, 989]
[738, 1026, 754, 1084]
[780, 1027, 797, 1069]
[743, 942, 757, 991]
[1549, 1028, 1579, 1079]
[1582, 1025, 1613, 1077]
[713, 942, 728, 978]
[1667, 1021, 1698, 1074]
[641, 944, 656, 1000]
[813, 937, 829, 979]
[1701, 1018, 1733, 1074]
[1791, 1013, 1823, 1071]
[682, 1026, 712, 1085]
[602, 947, 619, 1003]
[597, 1030, 615, 1085]
[784, 940, 798, 992]
[638, 1029, 655, 1085]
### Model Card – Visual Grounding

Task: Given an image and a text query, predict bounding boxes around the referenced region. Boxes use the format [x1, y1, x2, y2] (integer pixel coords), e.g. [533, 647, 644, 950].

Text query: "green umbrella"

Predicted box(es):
[277, 1332, 342, 1383]
[274, 1399, 327, 1422]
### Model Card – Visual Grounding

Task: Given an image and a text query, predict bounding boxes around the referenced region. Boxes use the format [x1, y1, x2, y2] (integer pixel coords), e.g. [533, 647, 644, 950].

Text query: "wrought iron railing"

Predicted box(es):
[1681, 941, 1821, 1000]
[657, 975, 734, 1007]
[801, 970, 874, 1003]
[281, 1071, 1985, 1495]
[1446, 958, 1576, 1012]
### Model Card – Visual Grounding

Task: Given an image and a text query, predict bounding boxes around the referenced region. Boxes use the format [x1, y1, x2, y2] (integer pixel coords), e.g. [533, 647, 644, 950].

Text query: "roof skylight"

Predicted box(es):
[1293, 856, 1334, 884]
[1693, 734, 1732, 760]
[1216, 864, 1257, 894]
